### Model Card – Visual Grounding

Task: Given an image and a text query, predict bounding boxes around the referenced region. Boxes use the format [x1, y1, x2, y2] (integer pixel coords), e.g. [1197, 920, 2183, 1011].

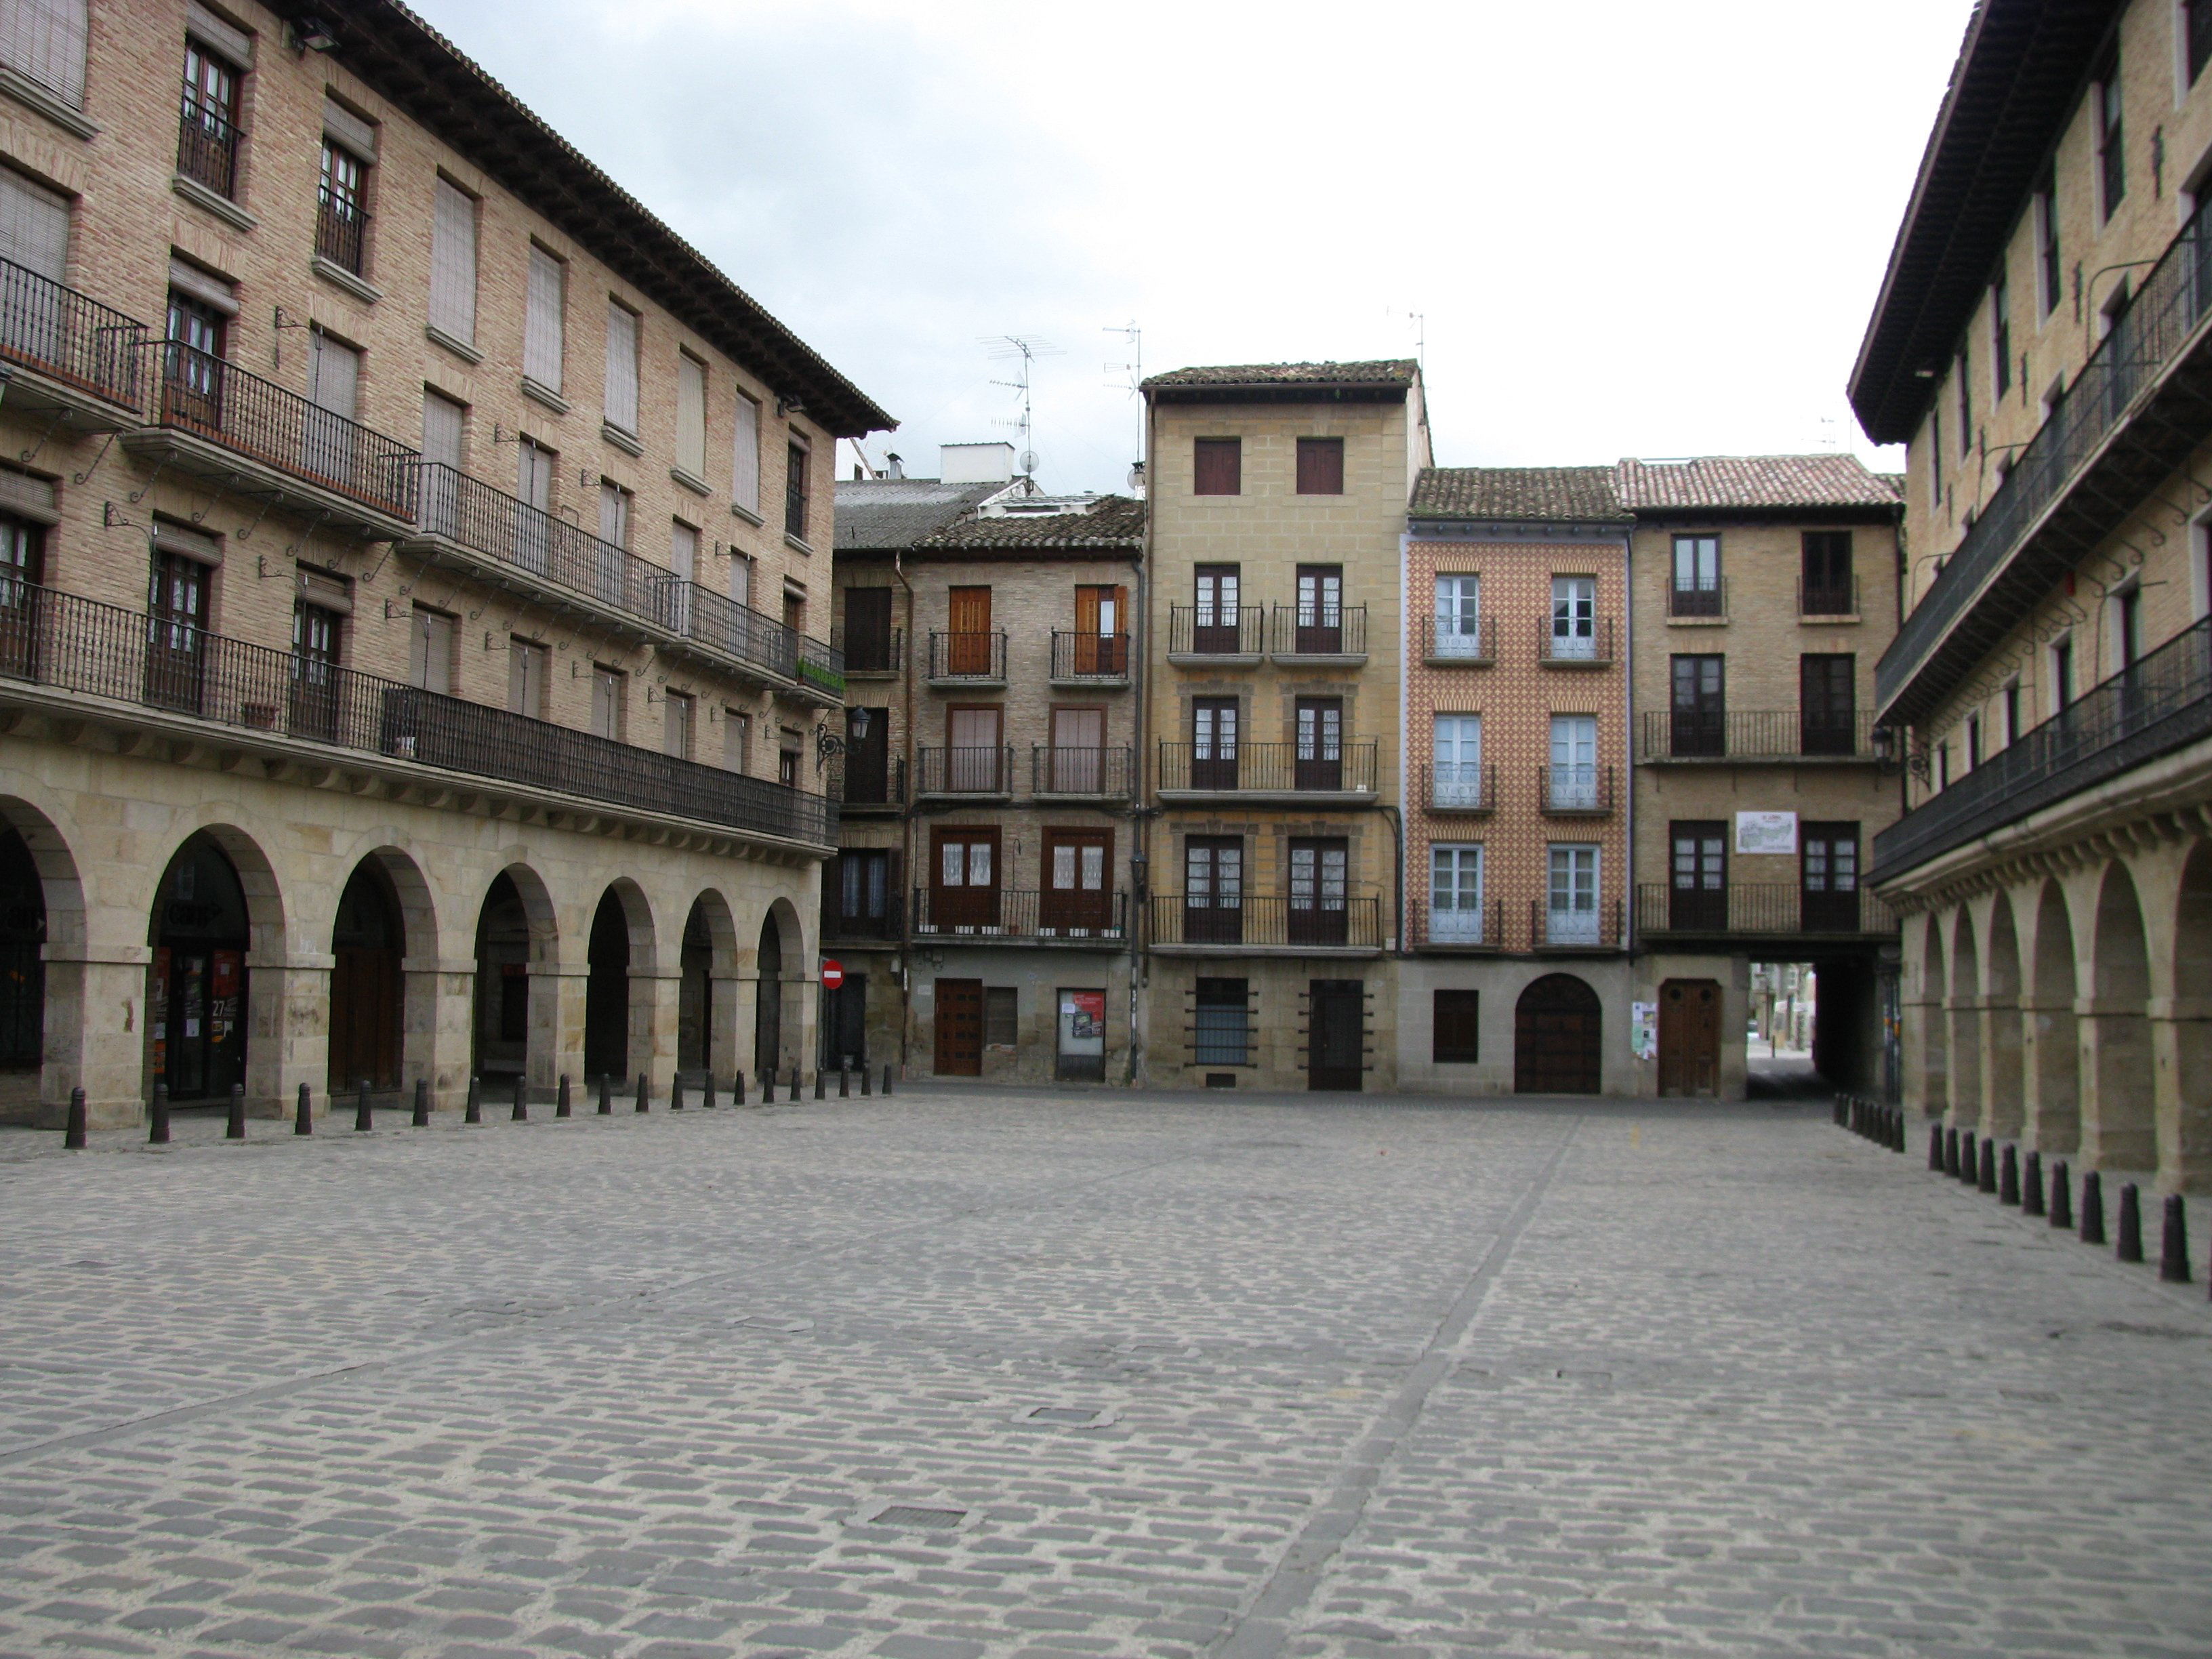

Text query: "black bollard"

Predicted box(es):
[512, 1075, 527, 1122]
[732, 1069, 745, 1107]
[1893, 1109, 1907, 1153]
[228, 1082, 247, 1141]
[2000, 1143, 2020, 1205]
[465, 1076, 482, 1124]
[1944, 1127, 1960, 1178]
[1929, 1124, 1944, 1170]
[702, 1073, 716, 1109]
[148, 1080, 171, 1145]
[792, 1069, 804, 1103]
[597, 1073, 613, 1115]
[671, 1075, 685, 1111]
[2023, 1149, 2044, 1217]
[1961, 1132, 1980, 1185]
[2116, 1182, 2144, 1263]
[412, 1078, 430, 1126]
[840, 1063, 850, 1099]
[64, 1085, 86, 1149]
[860, 1063, 872, 1097]
[2081, 1170, 2106, 1246]
[815, 1069, 825, 1101]
[356, 1078, 373, 1132]
[2160, 1195, 2192, 1284]
[636, 1071, 650, 1113]
[883, 1063, 894, 1097]
[295, 1082, 312, 1136]
[557, 1073, 572, 1118]
[2051, 1161, 2073, 1229]
[1978, 1137, 1996, 1194]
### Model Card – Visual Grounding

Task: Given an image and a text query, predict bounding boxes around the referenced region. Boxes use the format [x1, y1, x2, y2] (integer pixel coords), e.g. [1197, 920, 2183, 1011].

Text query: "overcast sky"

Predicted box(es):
[426, 0, 1975, 495]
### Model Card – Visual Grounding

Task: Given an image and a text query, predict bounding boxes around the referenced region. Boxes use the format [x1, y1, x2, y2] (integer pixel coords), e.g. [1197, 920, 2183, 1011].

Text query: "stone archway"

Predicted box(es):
[329, 860, 405, 1094]
[146, 832, 255, 1103]
[472, 865, 557, 1088]
[0, 796, 84, 1124]
[1948, 912, 1982, 1130]
[2087, 863, 2154, 1170]
[1984, 893, 2024, 1139]
[1513, 974, 1601, 1094]
[2169, 842, 2212, 1187]
[754, 908, 785, 1080]
[1918, 921, 1948, 1120]
[2030, 880, 2079, 1154]
[678, 890, 737, 1084]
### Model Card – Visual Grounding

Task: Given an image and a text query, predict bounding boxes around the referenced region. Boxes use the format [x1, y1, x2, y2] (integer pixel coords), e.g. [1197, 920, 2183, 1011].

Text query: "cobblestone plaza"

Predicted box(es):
[1, 1088, 2207, 1658]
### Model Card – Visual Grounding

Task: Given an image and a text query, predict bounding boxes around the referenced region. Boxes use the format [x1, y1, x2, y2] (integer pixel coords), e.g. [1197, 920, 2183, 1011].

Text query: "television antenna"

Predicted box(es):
[982, 334, 1059, 480]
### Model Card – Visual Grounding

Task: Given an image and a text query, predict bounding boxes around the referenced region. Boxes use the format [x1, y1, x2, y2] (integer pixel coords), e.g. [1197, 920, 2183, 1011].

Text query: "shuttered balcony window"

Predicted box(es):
[1, 0, 89, 109]
[602, 300, 638, 434]
[676, 352, 706, 478]
[428, 178, 476, 346]
[523, 245, 565, 392]
[732, 392, 761, 514]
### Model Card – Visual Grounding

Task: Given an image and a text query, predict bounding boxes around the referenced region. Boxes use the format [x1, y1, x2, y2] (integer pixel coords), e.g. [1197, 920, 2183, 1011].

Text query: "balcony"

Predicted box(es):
[1158, 739, 1379, 803]
[1539, 764, 1614, 815]
[1269, 603, 1368, 665]
[1031, 745, 1134, 800]
[1530, 897, 1622, 950]
[822, 894, 903, 945]
[1872, 615, 2212, 883]
[1149, 894, 1383, 954]
[1877, 195, 2212, 724]
[0, 254, 146, 428]
[1637, 709, 1883, 763]
[315, 188, 370, 279]
[829, 754, 905, 813]
[1636, 883, 1898, 939]
[1420, 761, 1496, 814]
[1414, 899, 1504, 951]
[1799, 577, 1860, 620]
[1420, 614, 1496, 665]
[794, 633, 846, 703]
[176, 81, 239, 199]
[125, 343, 418, 539]
[673, 581, 806, 686]
[1668, 577, 1726, 620]
[926, 629, 1006, 687]
[835, 621, 903, 678]
[0, 582, 836, 847]
[1050, 630, 1130, 686]
[916, 744, 1013, 798]
[1540, 617, 1615, 666]
[1167, 604, 1265, 664]
[912, 887, 1128, 946]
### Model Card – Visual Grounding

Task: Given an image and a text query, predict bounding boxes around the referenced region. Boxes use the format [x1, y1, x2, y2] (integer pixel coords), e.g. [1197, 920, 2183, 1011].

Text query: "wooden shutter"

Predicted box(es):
[732, 393, 760, 512]
[428, 179, 476, 344]
[1074, 586, 1101, 635]
[949, 586, 991, 634]
[419, 392, 464, 469]
[524, 246, 564, 390]
[676, 352, 705, 476]
[598, 483, 629, 548]
[0, 165, 67, 281]
[411, 609, 453, 695]
[1296, 437, 1344, 494]
[603, 301, 638, 432]
[0, 0, 88, 108]
[309, 334, 359, 420]
[1193, 437, 1240, 495]
[670, 520, 697, 581]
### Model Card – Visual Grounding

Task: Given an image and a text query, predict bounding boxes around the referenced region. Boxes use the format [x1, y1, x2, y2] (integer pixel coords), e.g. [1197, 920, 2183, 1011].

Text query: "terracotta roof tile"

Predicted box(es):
[917, 495, 1146, 551]
[832, 479, 1002, 551]
[1410, 466, 1629, 523]
[1143, 360, 1419, 390]
[1614, 454, 1902, 510]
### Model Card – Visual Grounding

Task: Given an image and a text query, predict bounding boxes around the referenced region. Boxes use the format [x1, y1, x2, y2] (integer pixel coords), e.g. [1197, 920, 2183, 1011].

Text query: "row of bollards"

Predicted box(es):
[1841, 1093, 2203, 1295]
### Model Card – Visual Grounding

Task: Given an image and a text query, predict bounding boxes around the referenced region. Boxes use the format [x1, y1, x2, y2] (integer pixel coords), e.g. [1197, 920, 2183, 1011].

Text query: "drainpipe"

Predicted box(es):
[893, 545, 917, 1078]
[1126, 529, 1147, 1088]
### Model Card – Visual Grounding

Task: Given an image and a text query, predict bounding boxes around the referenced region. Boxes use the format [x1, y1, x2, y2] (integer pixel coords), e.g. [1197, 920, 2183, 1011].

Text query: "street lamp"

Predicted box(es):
[815, 707, 871, 772]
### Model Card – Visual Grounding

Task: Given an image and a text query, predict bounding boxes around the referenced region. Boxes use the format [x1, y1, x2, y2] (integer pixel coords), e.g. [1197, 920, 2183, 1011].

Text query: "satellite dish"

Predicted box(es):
[1019, 450, 1039, 475]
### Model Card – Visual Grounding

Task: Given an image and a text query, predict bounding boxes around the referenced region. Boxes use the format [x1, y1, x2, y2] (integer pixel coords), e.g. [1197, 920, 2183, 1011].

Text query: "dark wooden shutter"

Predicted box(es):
[1193, 438, 1241, 495]
[1296, 437, 1344, 495]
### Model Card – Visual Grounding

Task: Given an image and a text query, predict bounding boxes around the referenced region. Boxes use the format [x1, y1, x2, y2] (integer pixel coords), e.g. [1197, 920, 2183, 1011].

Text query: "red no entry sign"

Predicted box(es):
[821, 959, 844, 989]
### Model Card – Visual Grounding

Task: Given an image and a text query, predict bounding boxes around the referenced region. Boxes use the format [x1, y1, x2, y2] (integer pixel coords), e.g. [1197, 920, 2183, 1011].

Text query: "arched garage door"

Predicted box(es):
[1514, 974, 1601, 1094]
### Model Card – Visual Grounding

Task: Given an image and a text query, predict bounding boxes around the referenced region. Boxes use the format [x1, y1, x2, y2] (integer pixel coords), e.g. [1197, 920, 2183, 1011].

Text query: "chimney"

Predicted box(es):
[886, 452, 905, 479]
[940, 442, 1017, 484]
[1127, 459, 1147, 498]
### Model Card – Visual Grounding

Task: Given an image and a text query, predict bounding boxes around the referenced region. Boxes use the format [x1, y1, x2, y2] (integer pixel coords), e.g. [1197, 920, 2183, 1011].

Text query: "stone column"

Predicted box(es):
[539, 960, 589, 1097]
[406, 954, 478, 1113]
[636, 964, 681, 1098]
[2148, 994, 2212, 1193]
[41, 944, 150, 1129]
[709, 969, 743, 1089]
[1977, 994, 2025, 1138]
[246, 949, 331, 1120]
[2077, 993, 2157, 1172]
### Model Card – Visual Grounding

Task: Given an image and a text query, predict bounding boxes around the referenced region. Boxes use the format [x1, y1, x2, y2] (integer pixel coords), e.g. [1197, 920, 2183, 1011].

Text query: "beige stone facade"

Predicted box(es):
[0, 1, 885, 1124]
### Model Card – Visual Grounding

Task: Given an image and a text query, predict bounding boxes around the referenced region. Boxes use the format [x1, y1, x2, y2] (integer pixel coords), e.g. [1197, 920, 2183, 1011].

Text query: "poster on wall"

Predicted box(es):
[1631, 1002, 1656, 1061]
[1736, 811, 1798, 855]
[1059, 990, 1105, 1056]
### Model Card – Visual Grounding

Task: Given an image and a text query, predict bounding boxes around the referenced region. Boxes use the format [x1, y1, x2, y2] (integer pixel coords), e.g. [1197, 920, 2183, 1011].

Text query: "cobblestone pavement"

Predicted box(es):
[1, 1085, 2208, 1659]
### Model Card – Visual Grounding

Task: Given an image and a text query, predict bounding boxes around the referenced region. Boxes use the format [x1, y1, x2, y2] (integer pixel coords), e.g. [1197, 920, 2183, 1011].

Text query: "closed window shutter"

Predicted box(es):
[670, 520, 697, 581]
[731, 393, 760, 511]
[603, 302, 638, 432]
[0, 165, 68, 281]
[598, 483, 628, 548]
[428, 180, 476, 344]
[676, 353, 705, 476]
[524, 247, 563, 390]
[0, 0, 88, 108]
[310, 335, 359, 420]
[419, 391, 463, 468]
[1193, 438, 1240, 495]
[729, 552, 751, 607]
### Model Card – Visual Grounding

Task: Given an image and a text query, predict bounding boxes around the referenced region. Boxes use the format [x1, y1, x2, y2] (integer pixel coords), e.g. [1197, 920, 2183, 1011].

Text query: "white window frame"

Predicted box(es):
[1428, 843, 1486, 943]
[1545, 844, 1601, 945]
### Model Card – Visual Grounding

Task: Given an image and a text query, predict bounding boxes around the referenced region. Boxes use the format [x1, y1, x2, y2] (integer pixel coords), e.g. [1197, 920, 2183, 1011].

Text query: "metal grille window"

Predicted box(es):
[1193, 977, 1249, 1065]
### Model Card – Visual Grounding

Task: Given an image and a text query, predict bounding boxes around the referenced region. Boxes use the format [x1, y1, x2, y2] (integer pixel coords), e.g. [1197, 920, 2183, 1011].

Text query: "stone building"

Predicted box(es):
[0, 0, 885, 1125]
[1138, 362, 1423, 1091]
[1854, 0, 2212, 1191]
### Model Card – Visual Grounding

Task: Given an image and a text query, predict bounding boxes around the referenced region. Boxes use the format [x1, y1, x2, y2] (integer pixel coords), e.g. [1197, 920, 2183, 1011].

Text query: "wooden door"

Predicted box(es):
[1801, 822, 1861, 931]
[1307, 979, 1364, 1090]
[1658, 978, 1721, 1097]
[934, 978, 983, 1076]
[844, 586, 893, 671]
[948, 586, 992, 674]
[1295, 698, 1343, 791]
[0, 518, 42, 678]
[1041, 829, 1111, 935]
[1671, 655, 1724, 756]
[1073, 586, 1126, 674]
[1288, 838, 1348, 945]
[1668, 821, 1727, 931]
[1183, 837, 1242, 944]
[1513, 974, 1601, 1093]
[1800, 655, 1856, 755]
[1296, 565, 1343, 653]
[1048, 706, 1104, 792]
[146, 551, 207, 713]
[1193, 565, 1240, 653]
[931, 826, 1000, 931]
[1191, 697, 1238, 790]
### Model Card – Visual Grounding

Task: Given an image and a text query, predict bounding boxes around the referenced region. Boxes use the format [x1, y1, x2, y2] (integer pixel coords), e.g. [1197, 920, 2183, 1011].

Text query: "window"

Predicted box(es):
[2003, 680, 2022, 745]
[1801, 823, 1860, 932]
[603, 300, 639, 434]
[598, 479, 631, 548]
[524, 245, 565, 393]
[409, 605, 453, 695]
[676, 352, 707, 480]
[1193, 977, 1249, 1065]
[670, 520, 697, 585]
[1955, 347, 1971, 455]
[1073, 583, 1126, 674]
[1433, 714, 1483, 807]
[507, 637, 548, 718]
[1184, 838, 1243, 945]
[428, 178, 476, 346]
[0, 507, 42, 676]
[146, 544, 208, 709]
[1429, 844, 1485, 944]
[1294, 563, 1344, 651]
[1930, 407, 1943, 501]
[2192, 0, 2212, 85]
[1296, 436, 1343, 495]
[1, 0, 87, 108]
[663, 689, 694, 759]
[1669, 821, 1726, 931]
[1551, 575, 1596, 658]
[1937, 742, 1951, 790]
[730, 551, 752, 609]
[1801, 531, 1853, 614]
[1433, 573, 1482, 655]
[420, 390, 464, 471]
[1048, 705, 1105, 793]
[2116, 583, 2142, 667]
[2097, 55, 2125, 218]
[1546, 845, 1601, 945]
[838, 850, 893, 926]
[304, 333, 360, 486]
[1965, 713, 1982, 769]
[178, 35, 241, 197]
[724, 708, 751, 773]
[1295, 696, 1344, 790]
[1991, 268, 2011, 398]
[591, 663, 624, 741]
[1191, 695, 1238, 789]
[0, 165, 68, 283]
[2036, 169, 2061, 315]
[1433, 989, 1479, 1064]
[317, 137, 370, 276]
[947, 704, 1003, 792]
[785, 441, 811, 541]
[932, 827, 999, 930]
[1288, 838, 1349, 946]
[983, 987, 1018, 1048]
[1671, 534, 1721, 615]
[1799, 655, 1856, 755]
[2052, 635, 2075, 711]
[844, 586, 894, 671]
[1670, 655, 1724, 757]
[778, 731, 800, 787]
[732, 392, 761, 514]
[1193, 563, 1241, 652]
[1193, 436, 1241, 495]
[1549, 714, 1599, 810]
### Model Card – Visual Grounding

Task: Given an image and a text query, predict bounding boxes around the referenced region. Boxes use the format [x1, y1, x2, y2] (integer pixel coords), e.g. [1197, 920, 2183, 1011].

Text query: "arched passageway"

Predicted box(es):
[678, 902, 714, 1075]
[329, 861, 404, 1092]
[0, 827, 44, 1082]
[585, 889, 631, 1082]
[1984, 895, 2023, 1136]
[2173, 844, 2212, 1183]
[472, 869, 549, 1083]
[2032, 881, 2079, 1153]
[2089, 864, 2154, 1168]
[1514, 974, 1600, 1094]
[149, 834, 251, 1102]
[1949, 913, 1982, 1128]
[755, 910, 784, 1079]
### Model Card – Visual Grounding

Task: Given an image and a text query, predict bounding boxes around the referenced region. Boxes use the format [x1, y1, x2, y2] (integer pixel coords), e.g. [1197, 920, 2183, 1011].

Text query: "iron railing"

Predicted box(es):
[0, 582, 835, 844]
[1668, 577, 1726, 618]
[1637, 883, 1897, 937]
[0, 253, 145, 409]
[151, 342, 418, 520]
[834, 621, 902, 675]
[1420, 613, 1496, 662]
[675, 581, 801, 681]
[927, 630, 1006, 680]
[1167, 604, 1265, 655]
[1873, 615, 2212, 881]
[1541, 616, 1615, 663]
[822, 893, 903, 943]
[796, 632, 845, 698]
[913, 888, 1129, 943]
[1539, 764, 1614, 813]
[1880, 194, 2212, 715]
[1531, 897, 1622, 949]
[1270, 603, 1368, 655]
[916, 745, 1013, 795]
[1031, 745, 1134, 797]
[1637, 709, 1880, 761]
[315, 188, 370, 276]
[1158, 739, 1380, 794]
[1149, 894, 1383, 949]
[1415, 899, 1503, 949]
[829, 754, 905, 808]
[1050, 630, 1130, 679]
[1420, 761, 1496, 813]
[176, 80, 239, 197]
[1800, 576, 1860, 617]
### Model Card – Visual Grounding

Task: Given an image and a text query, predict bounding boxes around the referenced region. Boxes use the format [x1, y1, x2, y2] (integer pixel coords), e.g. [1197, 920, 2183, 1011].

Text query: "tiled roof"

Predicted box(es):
[1143, 361, 1420, 390]
[918, 495, 1146, 551]
[832, 479, 1002, 551]
[1614, 454, 1902, 510]
[1410, 467, 1629, 523]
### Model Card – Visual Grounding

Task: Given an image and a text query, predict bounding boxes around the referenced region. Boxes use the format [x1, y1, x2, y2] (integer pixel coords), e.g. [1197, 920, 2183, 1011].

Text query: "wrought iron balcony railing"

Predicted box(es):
[829, 754, 905, 808]
[1167, 604, 1265, 656]
[1158, 739, 1380, 794]
[1531, 897, 1622, 949]
[1668, 577, 1725, 618]
[796, 632, 845, 699]
[1050, 630, 1130, 680]
[822, 893, 903, 943]
[1149, 893, 1383, 949]
[1269, 603, 1368, 656]
[1539, 764, 1614, 813]
[1031, 745, 1134, 797]
[916, 744, 1013, 795]
[1872, 615, 2212, 882]
[1541, 616, 1615, 664]
[1415, 899, 1504, 949]
[927, 629, 1006, 680]
[176, 81, 239, 197]
[0, 582, 835, 845]
[1637, 709, 1880, 761]
[1799, 577, 1860, 617]
[0, 253, 145, 411]
[1420, 760, 1496, 813]
[1636, 883, 1897, 937]
[1420, 613, 1496, 663]
[834, 621, 902, 675]
[913, 887, 1128, 942]
[315, 188, 370, 276]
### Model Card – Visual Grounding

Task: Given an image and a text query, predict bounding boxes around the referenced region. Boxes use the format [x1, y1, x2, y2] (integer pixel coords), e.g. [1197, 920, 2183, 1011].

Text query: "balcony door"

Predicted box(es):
[1800, 654, 1856, 756]
[836, 849, 895, 939]
[1669, 820, 1727, 931]
[1551, 575, 1595, 658]
[0, 168, 68, 368]
[930, 827, 1000, 933]
[1288, 837, 1349, 946]
[304, 331, 361, 497]
[0, 514, 43, 678]
[1073, 583, 1126, 674]
[1801, 531, 1853, 614]
[843, 705, 888, 802]
[1295, 697, 1343, 791]
[844, 586, 893, 670]
[947, 704, 1002, 792]
[1429, 843, 1484, 944]
[947, 584, 992, 674]
[1670, 655, 1724, 756]
[164, 289, 225, 431]
[515, 436, 554, 575]
[1041, 828, 1112, 935]
[1049, 705, 1103, 793]
[1192, 697, 1238, 790]
[1194, 563, 1240, 653]
[1547, 844, 1600, 945]
[1801, 822, 1860, 932]
[1433, 573, 1481, 656]
[1433, 713, 1482, 807]
[1296, 565, 1343, 653]
[1549, 714, 1597, 808]
[1183, 836, 1242, 944]
[289, 600, 341, 741]
[146, 548, 207, 712]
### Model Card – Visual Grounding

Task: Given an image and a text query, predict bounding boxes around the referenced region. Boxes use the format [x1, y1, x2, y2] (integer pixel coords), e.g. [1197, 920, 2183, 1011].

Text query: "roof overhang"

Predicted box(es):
[1147, 384, 1410, 407]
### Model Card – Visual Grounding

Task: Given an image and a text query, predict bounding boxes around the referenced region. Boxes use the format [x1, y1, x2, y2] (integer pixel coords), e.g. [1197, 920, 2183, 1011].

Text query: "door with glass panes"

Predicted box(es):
[1434, 573, 1481, 657]
[931, 827, 999, 932]
[1288, 838, 1349, 946]
[1041, 829, 1112, 935]
[1296, 697, 1344, 791]
[1549, 714, 1597, 809]
[1183, 837, 1242, 944]
[1430, 844, 1484, 943]
[1801, 822, 1860, 932]
[1547, 845, 1600, 945]
[1551, 575, 1595, 659]
[1433, 714, 1483, 808]
[1670, 821, 1727, 931]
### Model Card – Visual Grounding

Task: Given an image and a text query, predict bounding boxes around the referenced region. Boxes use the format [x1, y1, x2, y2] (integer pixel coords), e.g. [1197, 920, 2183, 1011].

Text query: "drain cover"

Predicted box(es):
[873, 1504, 966, 1530]
[1017, 1405, 1114, 1427]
